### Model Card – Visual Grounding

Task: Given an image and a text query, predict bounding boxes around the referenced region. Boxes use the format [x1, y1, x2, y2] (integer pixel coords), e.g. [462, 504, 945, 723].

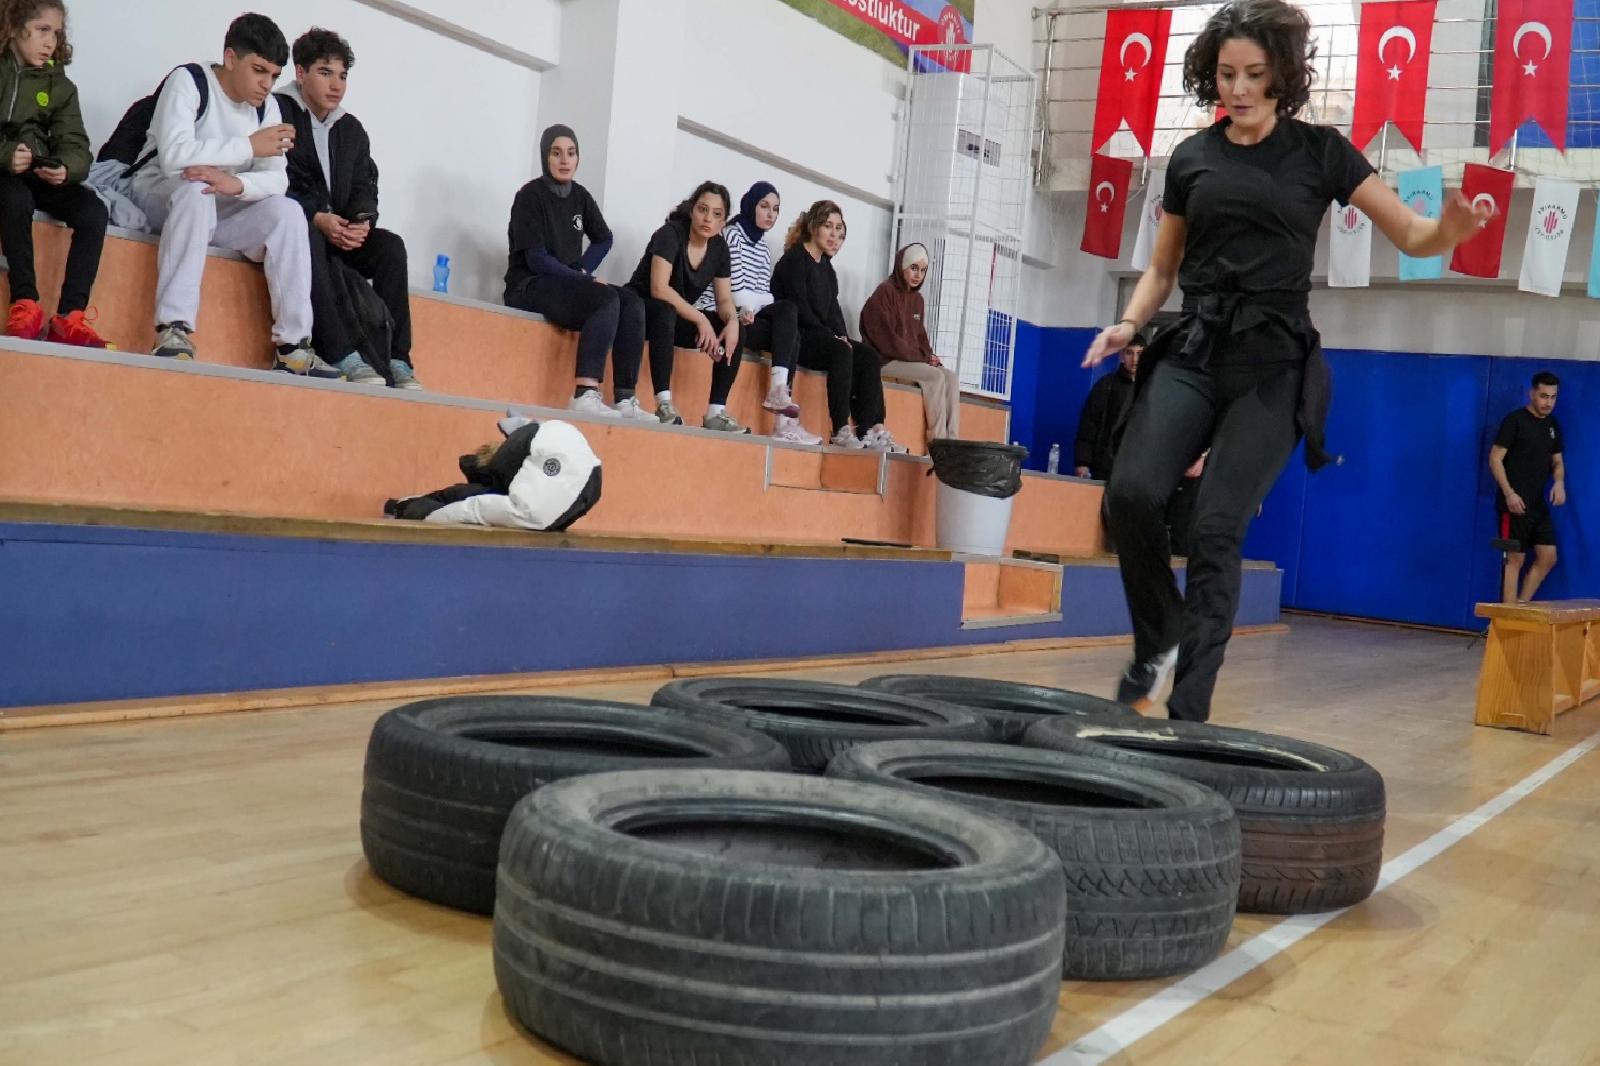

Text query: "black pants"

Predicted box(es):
[511, 274, 645, 394]
[0, 173, 107, 315]
[643, 296, 745, 405]
[1106, 359, 1301, 722]
[744, 300, 799, 374]
[796, 328, 886, 434]
[1167, 475, 1201, 557]
[308, 226, 413, 366]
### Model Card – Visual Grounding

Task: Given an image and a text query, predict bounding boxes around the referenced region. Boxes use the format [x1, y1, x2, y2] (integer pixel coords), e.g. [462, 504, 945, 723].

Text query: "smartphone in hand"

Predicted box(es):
[31, 156, 62, 170]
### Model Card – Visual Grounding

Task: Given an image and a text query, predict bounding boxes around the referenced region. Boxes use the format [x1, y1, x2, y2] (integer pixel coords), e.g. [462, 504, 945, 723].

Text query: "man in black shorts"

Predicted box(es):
[1489, 371, 1566, 603]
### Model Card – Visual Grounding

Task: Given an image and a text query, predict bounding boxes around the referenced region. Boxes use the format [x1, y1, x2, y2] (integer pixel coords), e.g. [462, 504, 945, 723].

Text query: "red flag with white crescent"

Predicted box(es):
[1091, 9, 1172, 157]
[1080, 154, 1134, 260]
[1349, 0, 1436, 151]
[1489, 0, 1573, 155]
[1449, 164, 1516, 278]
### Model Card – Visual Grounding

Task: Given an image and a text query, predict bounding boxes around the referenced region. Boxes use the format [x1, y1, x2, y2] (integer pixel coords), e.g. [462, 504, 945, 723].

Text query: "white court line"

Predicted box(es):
[1043, 730, 1600, 1066]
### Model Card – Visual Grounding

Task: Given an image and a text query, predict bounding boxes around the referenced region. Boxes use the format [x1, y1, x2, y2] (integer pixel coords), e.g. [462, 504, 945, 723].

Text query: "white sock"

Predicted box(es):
[770, 367, 789, 389]
[656, 390, 673, 404]
[706, 403, 726, 418]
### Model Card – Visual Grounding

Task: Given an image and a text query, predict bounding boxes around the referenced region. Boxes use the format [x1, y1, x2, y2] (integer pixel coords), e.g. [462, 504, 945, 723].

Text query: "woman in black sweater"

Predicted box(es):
[770, 200, 897, 451]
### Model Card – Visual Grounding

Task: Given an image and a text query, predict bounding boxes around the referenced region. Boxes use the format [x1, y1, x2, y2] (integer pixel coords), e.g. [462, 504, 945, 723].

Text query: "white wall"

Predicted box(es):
[68, 0, 558, 301]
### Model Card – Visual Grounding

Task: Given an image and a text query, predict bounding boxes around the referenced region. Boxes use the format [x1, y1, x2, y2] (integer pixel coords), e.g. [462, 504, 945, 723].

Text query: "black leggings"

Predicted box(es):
[743, 301, 799, 374]
[510, 274, 645, 395]
[643, 297, 745, 405]
[1105, 359, 1302, 722]
[797, 328, 886, 434]
[0, 173, 107, 315]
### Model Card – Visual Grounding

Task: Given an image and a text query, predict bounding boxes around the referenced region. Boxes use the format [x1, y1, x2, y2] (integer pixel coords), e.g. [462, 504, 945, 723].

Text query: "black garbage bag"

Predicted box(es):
[927, 439, 1028, 500]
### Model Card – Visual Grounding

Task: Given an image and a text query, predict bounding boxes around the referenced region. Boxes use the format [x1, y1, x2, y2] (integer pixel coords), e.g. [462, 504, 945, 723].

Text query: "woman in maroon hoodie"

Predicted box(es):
[859, 243, 959, 443]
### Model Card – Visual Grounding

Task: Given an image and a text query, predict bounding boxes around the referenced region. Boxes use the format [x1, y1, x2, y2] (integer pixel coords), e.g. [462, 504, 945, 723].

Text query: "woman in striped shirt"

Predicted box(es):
[696, 182, 820, 445]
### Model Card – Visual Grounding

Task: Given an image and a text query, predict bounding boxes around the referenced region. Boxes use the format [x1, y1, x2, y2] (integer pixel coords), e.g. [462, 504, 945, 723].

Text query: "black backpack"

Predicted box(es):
[328, 256, 396, 382]
[97, 63, 264, 179]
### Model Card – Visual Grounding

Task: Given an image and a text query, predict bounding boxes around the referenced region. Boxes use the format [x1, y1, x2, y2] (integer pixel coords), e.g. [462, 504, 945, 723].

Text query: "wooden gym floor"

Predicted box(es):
[4, 617, 1598, 1066]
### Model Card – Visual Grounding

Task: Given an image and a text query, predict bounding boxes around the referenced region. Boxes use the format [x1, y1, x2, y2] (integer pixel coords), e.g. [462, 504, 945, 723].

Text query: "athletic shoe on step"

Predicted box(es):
[771, 414, 823, 445]
[46, 308, 110, 349]
[569, 390, 621, 418]
[762, 382, 801, 417]
[862, 426, 909, 454]
[656, 399, 684, 426]
[335, 354, 387, 386]
[831, 426, 865, 449]
[5, 298, 43, 340]
[613, 396, 657, 421]
[273, 339, 344, 379]
[703, 410, 751, 434]
[1116, 646, 1179, 713]
[389, 360, 424, 390]
[152, 321, 196, 360]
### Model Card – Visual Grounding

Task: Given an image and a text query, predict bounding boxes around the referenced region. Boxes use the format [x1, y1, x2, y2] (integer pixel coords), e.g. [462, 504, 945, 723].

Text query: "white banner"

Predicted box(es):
[1326, 202, 1372, 288]
[1130, 168, 1166, 272]
[1519, 177, 1580, 298]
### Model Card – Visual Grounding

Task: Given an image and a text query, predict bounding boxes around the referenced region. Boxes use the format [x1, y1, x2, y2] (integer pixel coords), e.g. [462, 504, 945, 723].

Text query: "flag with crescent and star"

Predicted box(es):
[1081, 153, 1134, 260]
[1490, 0, 1573, 155]
[1349, 0, 1436, 151]
[1091, 8, 1172, 157]
[1449, 164, 1516, 278]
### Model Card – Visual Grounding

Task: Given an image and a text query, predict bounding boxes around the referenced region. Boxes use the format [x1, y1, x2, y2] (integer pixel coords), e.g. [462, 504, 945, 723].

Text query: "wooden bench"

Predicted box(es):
[1474, 600, 1600, 734]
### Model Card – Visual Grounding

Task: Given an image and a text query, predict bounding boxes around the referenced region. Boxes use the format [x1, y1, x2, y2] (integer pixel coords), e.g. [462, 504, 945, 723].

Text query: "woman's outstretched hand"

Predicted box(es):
[1083, 321, 1136, 369]
[1439, 189, 1495, 248]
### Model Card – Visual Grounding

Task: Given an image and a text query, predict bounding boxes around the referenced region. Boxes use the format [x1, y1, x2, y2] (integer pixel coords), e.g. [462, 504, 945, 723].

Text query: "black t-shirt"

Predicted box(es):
[628, 219, 731, 304]
[1495, 407, 1564, 511]
[1165, 119, 1374, 297]
[505, 179, 612, 296]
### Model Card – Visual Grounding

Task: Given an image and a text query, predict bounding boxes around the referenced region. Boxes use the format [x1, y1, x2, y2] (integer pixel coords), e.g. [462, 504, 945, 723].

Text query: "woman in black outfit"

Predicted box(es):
[504, 125, 651, 421]
[770, 200, 900, 452]
[628, 181, 749, 433]
[1083, 0, 1488, 721]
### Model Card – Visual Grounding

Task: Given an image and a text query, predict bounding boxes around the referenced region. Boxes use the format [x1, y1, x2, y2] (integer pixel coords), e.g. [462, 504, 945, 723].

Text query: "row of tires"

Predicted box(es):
[360, 675, 1386, 1066]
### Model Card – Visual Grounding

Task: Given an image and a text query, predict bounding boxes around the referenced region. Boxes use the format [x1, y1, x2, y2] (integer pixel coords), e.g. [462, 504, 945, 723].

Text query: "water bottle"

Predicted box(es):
[432, 254, 450, 294]
[1047, 443, 1061, 475]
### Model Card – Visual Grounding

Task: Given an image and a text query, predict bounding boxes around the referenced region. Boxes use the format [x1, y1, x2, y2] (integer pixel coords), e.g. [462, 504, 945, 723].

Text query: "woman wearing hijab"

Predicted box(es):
[694, 181, 819, 445]
[859, 243, 959, 444]
[504, 124, 651, 421]
[770, 200, 901, 452]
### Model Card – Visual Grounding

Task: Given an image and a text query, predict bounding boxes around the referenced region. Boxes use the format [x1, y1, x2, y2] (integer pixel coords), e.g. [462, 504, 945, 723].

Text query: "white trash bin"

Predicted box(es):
[935, 480, 1016, 555]
[928, 440, 1027, 557]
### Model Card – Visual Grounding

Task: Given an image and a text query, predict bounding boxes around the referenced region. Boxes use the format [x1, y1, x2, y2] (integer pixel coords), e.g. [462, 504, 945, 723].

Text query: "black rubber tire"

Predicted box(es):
[827, 740, 1240, 980]
[493, 769, 1066, 1066]
[1022, 717, 1386, 914]
[860, 674, 1139, 742]
[360, 695, 792, 914]
[650, 678, 989, 771]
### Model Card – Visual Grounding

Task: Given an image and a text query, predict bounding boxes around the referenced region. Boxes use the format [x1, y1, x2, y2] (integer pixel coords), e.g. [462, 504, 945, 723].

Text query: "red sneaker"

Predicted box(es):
[6, 298, 43, 340]
[46, 308, 111, 349]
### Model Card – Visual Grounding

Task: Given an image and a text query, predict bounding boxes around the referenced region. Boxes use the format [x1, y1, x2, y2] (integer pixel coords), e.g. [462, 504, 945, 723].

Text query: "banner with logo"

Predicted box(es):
[1397, 166, 1443, 280]
[1350, 0, 1437, 151]
[1130, 168, 1167, 271]
[1519, 177, 1579, 297]
[1091, 9, 1173, 157]
[782, 0, 974, 69]
[1081, 154, 1134, 260]
[1490, 0, 1572, 154]
[1327, 203, 1373, 288]
[1449, 164, 1516, 278]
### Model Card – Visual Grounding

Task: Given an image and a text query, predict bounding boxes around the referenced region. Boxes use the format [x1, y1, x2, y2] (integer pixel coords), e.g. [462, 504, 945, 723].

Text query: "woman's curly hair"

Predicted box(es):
[1182, 0, 1316, 117]
[0, 0, 70, 65]
[784, 199, 844, 252]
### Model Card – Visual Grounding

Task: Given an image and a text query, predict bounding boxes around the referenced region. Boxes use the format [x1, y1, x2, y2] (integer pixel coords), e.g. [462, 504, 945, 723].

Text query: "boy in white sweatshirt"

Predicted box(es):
[129, 13, 339, 377]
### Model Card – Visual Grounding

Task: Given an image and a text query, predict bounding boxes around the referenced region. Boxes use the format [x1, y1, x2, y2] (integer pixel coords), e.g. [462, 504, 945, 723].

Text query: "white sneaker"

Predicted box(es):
[613, 396, 656, 421]
[862, 426, 909, 454]
[771, 414, 823, 446]
[569, 390, 621, 418]
[831, 426, 865, 450]
[763, 383, 800, 417]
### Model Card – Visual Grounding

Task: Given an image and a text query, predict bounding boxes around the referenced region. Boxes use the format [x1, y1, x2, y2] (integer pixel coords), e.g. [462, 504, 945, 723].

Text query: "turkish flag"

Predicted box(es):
[1449, 164, 1516, 278]
[1081, 154, 1134, 260]
[1490, 0, 1573, 155]
[1091, 9, 1172, 156]
[1350, 0, 1436, 151]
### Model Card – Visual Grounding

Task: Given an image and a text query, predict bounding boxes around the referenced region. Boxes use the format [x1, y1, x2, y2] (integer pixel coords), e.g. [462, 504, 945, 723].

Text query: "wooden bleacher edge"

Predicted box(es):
[0, 623, 1291, 731]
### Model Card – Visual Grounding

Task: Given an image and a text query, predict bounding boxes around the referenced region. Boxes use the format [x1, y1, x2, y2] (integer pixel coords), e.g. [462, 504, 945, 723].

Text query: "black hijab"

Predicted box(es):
[540, 124, 578, 199]
[734, 181, 778, 244]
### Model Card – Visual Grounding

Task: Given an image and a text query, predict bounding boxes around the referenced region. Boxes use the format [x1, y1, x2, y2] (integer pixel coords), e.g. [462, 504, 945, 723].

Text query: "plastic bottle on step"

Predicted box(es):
[433, 254, 451, 294]
[1047, 442, 1061, 475]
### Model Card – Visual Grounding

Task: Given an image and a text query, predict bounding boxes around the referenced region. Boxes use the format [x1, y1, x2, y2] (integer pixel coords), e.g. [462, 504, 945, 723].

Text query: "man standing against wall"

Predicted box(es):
[1489, 371, 1566, 603]
[1074, 332, 1143, 480]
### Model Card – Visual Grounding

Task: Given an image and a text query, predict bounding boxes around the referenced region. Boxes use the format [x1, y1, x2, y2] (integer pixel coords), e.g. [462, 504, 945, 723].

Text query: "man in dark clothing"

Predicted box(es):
[276, 28, 418, 389]
[1074, 334, 1143, 480]
[1490, 371, 1566, 603]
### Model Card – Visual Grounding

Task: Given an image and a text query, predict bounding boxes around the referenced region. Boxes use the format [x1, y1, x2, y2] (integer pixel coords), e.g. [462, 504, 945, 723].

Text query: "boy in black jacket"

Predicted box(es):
[276, 27, 418, 389]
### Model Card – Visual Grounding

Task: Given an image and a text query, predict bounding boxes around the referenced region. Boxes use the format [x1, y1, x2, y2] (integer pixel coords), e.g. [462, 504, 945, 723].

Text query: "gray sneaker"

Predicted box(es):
[152, 322, 196, 361]
[335, 353, 387, 386]
[273, 340, 344, 380]
[656, 399, 684, 426]
[389, 360, 424, 390]
[703, 410, 750, 434]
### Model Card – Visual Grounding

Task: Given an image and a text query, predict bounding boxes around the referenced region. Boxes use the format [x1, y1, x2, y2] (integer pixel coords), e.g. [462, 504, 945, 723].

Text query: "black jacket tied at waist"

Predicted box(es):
[1124, 282, 1337, 472]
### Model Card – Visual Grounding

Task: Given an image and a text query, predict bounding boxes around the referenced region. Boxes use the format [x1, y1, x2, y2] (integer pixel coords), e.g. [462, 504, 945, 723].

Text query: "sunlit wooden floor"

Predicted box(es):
[4, 617, 1598, 1066]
